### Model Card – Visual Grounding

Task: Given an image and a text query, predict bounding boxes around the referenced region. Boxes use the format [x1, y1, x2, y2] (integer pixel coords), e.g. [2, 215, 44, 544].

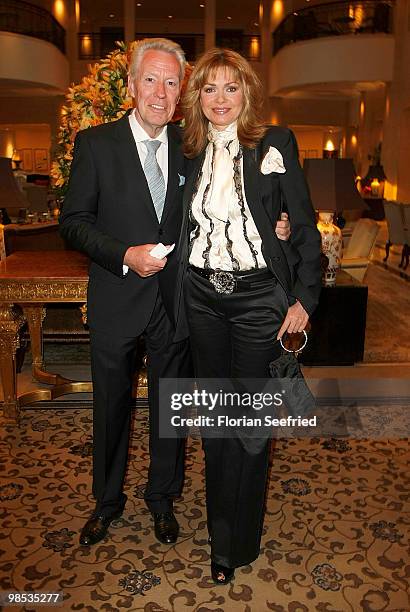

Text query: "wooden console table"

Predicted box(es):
[0, 251, 91, 420]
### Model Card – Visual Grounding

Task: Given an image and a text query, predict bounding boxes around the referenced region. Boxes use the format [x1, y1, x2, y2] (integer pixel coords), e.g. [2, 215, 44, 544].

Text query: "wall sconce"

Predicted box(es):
[80, 34, 93, 56]
[249, 36, 260, 59]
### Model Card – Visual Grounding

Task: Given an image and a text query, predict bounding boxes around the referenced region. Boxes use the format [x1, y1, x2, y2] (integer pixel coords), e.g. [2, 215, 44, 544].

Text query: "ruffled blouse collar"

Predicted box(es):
[207, 121, 238, 146]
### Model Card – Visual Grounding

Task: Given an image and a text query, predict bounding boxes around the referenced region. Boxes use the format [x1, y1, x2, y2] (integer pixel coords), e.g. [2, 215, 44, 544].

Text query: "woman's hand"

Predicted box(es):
[275, 212, 290, 241]
[277, 300, 309, 339]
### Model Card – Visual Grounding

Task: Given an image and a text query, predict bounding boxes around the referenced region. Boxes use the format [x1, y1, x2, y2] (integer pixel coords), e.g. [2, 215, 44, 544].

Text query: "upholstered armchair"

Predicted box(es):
[383, 201, 410, 270]
[401, 204, 410, 270]
[341, 218, 380, 282]
[22, 183, 49, 214]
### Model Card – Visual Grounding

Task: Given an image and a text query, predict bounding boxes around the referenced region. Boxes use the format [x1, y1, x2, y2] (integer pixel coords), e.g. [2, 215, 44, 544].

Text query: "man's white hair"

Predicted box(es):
[129, 38, 186, 80]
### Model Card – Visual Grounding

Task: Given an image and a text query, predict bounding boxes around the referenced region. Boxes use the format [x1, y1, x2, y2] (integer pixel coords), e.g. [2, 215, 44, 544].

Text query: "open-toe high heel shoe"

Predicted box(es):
[211, 561, 235, 585]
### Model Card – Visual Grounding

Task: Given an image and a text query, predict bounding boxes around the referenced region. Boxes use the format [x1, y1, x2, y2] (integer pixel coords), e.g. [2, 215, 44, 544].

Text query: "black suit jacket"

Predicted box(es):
[175, 126, 321, 328]
[59, 113, 188, 338]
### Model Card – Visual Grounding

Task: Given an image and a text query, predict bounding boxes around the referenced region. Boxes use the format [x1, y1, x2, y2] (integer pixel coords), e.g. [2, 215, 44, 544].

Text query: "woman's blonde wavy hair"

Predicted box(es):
[183, 48, 266, 158]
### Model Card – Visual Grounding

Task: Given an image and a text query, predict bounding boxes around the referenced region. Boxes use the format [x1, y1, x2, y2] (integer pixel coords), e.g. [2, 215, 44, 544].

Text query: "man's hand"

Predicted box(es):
[124, 244, 167, 277]
[277, 300, 309, 339]
[275, 212, 290, 241]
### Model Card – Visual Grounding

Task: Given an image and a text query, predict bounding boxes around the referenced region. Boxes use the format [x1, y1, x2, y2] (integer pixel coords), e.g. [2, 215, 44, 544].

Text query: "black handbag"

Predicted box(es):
[269, 330, 316, 418]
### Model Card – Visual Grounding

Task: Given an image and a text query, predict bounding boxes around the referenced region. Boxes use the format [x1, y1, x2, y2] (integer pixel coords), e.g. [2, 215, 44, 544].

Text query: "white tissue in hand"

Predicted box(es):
[149, 243, 175, 259]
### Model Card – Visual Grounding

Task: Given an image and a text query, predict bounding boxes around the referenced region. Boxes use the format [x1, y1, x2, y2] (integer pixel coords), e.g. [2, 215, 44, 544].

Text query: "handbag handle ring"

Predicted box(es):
[279, 330, 308, 354]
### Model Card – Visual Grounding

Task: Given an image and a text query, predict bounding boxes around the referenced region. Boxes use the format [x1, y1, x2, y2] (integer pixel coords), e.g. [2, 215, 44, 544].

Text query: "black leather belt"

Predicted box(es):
[189, 265, 275, 294]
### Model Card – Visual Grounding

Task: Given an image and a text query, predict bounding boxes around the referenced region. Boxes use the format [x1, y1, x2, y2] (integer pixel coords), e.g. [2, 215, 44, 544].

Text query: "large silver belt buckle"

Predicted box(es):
[209, 270, 235, 294]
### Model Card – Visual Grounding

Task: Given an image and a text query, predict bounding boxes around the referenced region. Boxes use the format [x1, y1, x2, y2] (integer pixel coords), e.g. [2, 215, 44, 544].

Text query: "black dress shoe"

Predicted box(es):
[211, 561, 235, 585]
[79, 509, 123, 546]
[152, 512, 179, 544]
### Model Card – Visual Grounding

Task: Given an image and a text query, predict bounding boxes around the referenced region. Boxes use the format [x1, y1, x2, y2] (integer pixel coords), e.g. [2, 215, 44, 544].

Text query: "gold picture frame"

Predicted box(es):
[19, 148, 33, 172]
[34, 148, 49, 172]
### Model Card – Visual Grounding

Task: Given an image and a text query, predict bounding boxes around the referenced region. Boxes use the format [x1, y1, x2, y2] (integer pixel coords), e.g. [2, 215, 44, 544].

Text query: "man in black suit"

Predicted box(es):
[60, 38, 191, 546]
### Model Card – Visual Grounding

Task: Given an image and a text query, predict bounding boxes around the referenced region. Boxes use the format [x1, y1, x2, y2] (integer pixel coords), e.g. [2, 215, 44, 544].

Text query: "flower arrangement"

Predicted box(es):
[51, 41, 132, 200]
[50, 41, 191, 201]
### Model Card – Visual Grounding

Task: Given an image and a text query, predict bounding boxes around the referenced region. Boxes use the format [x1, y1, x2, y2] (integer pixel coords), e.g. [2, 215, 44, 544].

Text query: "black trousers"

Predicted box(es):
[184, 268, 288, 568]
[90, 290, 191, 516]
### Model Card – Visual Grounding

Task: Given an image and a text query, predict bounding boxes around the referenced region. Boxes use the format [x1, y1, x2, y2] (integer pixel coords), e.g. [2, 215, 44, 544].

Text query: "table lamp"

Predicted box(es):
[362, 163, 387, 198]
[303, 158, 365, 285]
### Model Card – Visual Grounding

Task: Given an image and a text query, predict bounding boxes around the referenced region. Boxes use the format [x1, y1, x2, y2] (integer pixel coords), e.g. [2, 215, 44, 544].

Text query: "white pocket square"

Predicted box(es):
[260, 146, 286, 174]
[178, 173, 186, 186]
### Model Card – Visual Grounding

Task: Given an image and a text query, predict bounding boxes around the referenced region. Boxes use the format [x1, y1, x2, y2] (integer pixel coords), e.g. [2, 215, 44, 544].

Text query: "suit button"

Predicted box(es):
[272, 256, 281, 262]
[158, 229, 163, 236]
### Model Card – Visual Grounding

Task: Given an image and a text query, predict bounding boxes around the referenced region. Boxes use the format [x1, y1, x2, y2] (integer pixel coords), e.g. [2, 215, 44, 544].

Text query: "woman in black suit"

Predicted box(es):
[179, 48, 321, 584]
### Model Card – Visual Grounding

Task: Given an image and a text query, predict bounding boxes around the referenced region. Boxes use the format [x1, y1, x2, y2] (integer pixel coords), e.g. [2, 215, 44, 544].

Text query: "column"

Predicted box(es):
[124, 0, 136, 45]
[382, 0, 410, 200]
[204, 0, 216, 51]
[261, 0, 272, 118]
[66, 0, 78, 82]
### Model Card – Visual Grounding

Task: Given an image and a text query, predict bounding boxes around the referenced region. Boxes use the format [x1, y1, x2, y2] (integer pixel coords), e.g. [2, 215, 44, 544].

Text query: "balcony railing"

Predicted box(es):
[273, 0, 394, 55]
[0, 0, 65, 53]
[78, 31, 261, 63]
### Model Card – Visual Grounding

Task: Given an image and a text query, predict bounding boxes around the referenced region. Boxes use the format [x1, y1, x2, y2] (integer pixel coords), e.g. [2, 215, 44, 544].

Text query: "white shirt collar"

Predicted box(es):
[129, 109, 168, 145]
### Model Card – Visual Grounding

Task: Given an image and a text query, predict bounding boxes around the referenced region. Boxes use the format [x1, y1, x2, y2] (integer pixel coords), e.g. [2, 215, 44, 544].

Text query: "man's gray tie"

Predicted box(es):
[143, 139, 166, 221]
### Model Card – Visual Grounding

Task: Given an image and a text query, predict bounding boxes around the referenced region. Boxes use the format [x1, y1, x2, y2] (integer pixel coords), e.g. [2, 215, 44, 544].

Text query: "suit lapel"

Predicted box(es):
[182, 151, 206, 217]
[242, 147, 273, 238]
[174, 150, 205, 327]
[160, 125, 182, 225]
[175, 150, 205, 261]
[242, 147, 290, 287]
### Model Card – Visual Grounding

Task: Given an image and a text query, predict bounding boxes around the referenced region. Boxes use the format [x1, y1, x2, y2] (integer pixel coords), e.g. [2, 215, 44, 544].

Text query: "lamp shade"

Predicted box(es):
[303, 158, 365, 211]
[0, 157, 28, 209]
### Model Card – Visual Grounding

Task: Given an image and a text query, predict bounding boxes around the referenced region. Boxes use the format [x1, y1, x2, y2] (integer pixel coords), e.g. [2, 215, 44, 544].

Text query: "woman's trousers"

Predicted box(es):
[184, 267, 288, 568]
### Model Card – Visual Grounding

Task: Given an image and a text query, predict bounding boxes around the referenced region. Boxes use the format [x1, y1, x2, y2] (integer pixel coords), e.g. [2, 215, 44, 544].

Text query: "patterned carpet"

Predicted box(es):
[364, 264, 410, 363]
[1, 409, 409, 611]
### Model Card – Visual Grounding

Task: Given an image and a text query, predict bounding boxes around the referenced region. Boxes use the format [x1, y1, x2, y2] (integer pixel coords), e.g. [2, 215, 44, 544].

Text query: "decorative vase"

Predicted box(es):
[317, 212, 343, 286]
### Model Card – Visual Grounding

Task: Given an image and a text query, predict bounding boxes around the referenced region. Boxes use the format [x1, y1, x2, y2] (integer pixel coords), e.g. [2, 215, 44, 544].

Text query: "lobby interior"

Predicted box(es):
[0, 1, 409, 610]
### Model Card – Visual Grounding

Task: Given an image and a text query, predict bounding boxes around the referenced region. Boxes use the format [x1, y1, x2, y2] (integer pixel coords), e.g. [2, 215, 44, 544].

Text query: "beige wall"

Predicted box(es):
[0, 97, 64, 166]
[289, 128, 324, 160]
[0, 124, 51, 174]
[8, 125, 50, 150]
[0, 130, 16, 159]
[0, 124, 51, 172]
[356, 87, 386, 177]
[267, 97, 349, 129]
